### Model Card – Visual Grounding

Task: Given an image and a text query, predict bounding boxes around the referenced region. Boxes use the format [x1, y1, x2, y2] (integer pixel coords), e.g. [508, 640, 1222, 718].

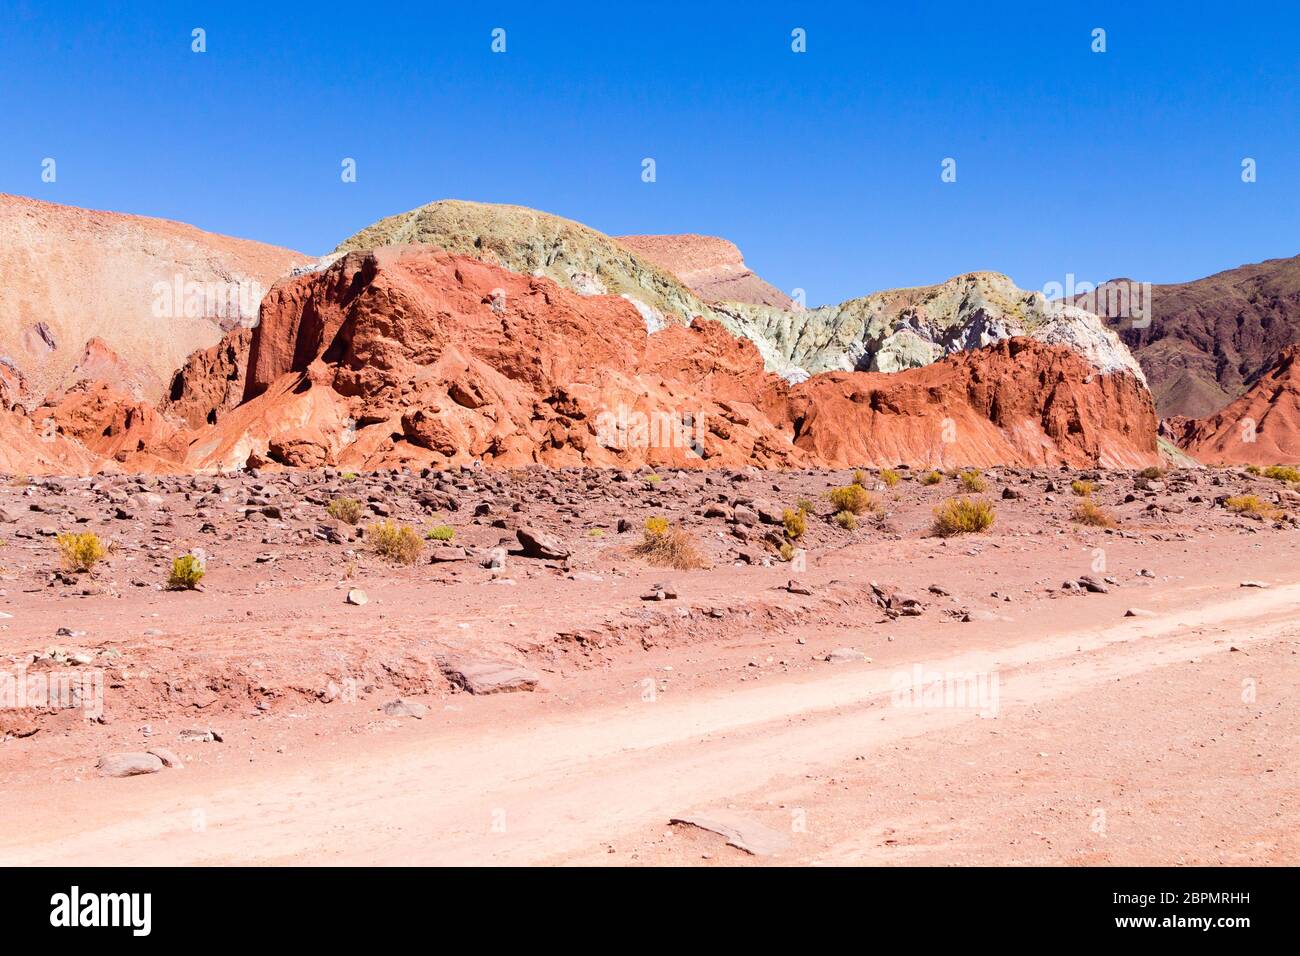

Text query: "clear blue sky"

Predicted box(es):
[2, 0, 1296, 306]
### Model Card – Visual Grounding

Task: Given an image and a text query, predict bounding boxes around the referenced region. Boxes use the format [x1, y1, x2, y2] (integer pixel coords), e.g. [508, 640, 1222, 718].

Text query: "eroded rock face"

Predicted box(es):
[615, 234, 793, 309]
[330, 202, 1145, 387]
[0, 193, 309, 403]
[1166, 345, 1300, 464]
[789, 337, 1160, 469]
[181, 246, 803, 472]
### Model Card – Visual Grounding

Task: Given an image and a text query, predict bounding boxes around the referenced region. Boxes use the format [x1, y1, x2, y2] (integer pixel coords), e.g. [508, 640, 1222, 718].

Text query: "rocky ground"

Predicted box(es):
[1, 462, 1297, 865]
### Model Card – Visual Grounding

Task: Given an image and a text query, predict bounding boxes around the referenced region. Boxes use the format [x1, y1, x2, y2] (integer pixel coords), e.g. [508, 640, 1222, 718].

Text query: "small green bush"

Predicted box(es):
[958, 469, 987, 493]
[425, 524, 455, 541]
[782, 507, 807, 540]
[920, 470, 943, 486]
[834, 510, 857, 530]
[1070, 479, 1094, 497]
[880, 469, 901, 488]
[167, 554, 206, 590]
[56, 532, 106, 573]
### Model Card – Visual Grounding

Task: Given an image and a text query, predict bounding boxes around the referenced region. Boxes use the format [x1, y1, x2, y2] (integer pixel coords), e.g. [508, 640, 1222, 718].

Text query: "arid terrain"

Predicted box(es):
[1, 462, 1296, 865]
[1, 193, 1298, 868]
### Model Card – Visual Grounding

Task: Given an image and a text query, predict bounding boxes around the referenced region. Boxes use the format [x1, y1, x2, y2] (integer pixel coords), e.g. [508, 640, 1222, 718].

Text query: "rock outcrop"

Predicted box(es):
[789, 337, 1159, 469]
[178, 246, 803, 472]
[1165, 345, 1300, 464]
[0, 193, 309, 404]
[716, 271, 1145, 385]
[615, 234, 793, 308]
[331, 202, 1142, 388]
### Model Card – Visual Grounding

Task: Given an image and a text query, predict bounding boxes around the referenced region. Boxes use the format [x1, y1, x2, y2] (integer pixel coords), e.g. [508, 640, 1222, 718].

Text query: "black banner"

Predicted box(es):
[0, 866, 1285, 940]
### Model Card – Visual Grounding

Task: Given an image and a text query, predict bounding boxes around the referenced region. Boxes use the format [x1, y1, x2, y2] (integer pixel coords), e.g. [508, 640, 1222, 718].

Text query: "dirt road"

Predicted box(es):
[3, 581, 1296, 866]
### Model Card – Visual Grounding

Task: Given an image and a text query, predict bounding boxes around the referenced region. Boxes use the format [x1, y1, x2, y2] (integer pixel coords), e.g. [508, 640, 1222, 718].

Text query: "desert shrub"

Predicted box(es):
[958, 469, 987, 493]
[778, 541, 796, 562]
[56, 532, 106, 573]
[782, 507, 807, 540]
[327, 497, 364, 525]
[1245, 464, 1261, 476]
[587, 529, 605, 538]
[167, 554, 205, 590]
[1263, 465, 1300, 483]
[633, 519, 706, 569]
[1070, 479, 1094, 497]
[341, 471, 359, 482]
[367, 519, 423, 565]
[834, 510, 857, 530]
[796, 497, 816, 515]
[644, 473, 663, 488]
[932, 497, 996, 536]
[1224, 494, 1275, 517]
[851, 469, 868, 487]
[920, 470, 943, 486]
[1138, 466, 1165, 480]
[425, 524, 455, 541]
[1073, 499, 1115, 527]
[644, 516, 669, 536]
[880, 469, 901, 488]
[828, 483, 877, 515]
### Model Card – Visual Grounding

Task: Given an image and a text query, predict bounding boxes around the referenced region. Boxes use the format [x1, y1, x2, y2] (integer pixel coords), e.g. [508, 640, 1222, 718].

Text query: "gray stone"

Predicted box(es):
[97, 752, 165, 777]
[381, 698, 427, 719]
[441, 658, 539, 695]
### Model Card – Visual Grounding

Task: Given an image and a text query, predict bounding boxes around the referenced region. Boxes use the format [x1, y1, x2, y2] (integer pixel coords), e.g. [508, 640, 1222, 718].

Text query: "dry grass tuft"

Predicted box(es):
[367, 519, 423, 565]
[828, 484, 878, 515]
[327, 497, 364, 525]
[1073, 499, 1116, 527]
[633, 518, 707, 569]
[932, 497, 996, 536]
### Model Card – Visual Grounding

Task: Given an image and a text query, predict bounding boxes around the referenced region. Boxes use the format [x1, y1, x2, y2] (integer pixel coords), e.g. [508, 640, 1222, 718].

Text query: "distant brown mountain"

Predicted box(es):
[1078, 254, 1300, 418]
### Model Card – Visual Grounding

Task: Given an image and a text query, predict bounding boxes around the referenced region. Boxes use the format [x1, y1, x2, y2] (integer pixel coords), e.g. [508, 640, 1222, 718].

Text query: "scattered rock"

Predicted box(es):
[381, 698, 427, 719]
[346, 588, 368, 606]
[670, 812, 791, 857]
[97, 752, 165, 777]
[441, 658, 540, 695]
[825, 648, 869, 664]
[515, 526, 570, 560]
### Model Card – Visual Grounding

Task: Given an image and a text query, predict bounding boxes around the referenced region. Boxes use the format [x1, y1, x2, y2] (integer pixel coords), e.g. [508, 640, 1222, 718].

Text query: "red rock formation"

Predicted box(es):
[1166, 345, 1300, 464]
[183, 246, 803, 472]
[162, 327, 254, 429]
[788, 338, 1160, 469]
[0, 247, 1163, 476]
[616, 234, 794, 308]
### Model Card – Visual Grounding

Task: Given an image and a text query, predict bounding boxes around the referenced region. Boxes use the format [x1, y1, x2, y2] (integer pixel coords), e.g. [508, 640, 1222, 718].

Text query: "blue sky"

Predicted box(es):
[2, 0, 1296, 306]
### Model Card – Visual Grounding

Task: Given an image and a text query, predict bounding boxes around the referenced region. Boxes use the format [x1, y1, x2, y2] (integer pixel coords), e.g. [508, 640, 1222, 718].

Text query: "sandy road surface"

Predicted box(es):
[2, 582, 1297, 866]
